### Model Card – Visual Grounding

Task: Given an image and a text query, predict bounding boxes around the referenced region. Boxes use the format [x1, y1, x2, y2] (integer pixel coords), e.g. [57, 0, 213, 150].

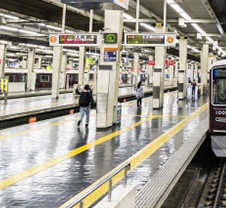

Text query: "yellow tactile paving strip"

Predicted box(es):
[60, 102, 209, 208]
[0, 115, 157, 190]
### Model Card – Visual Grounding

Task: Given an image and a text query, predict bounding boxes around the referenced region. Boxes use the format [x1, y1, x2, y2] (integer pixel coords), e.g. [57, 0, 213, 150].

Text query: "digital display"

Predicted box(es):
[104, 33, 118, 44]
[59, 35, 98, 45]
[126, 35, 165, 45]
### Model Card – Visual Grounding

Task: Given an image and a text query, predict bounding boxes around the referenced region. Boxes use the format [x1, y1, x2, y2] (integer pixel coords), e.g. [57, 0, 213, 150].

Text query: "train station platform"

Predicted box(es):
[0, 91, 209, 207]
[0, 85, 177, 129]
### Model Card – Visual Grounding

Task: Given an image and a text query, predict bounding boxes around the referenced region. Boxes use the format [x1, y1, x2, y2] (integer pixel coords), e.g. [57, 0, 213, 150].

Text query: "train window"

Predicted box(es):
[12, 75, 17, 82]
[40, 75, 49, 82]
[21, 75, 27, 82]
[212, 68, 226, 104]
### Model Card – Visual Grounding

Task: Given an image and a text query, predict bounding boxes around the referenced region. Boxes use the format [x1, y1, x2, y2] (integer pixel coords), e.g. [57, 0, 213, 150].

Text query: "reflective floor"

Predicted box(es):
[0, 86, 155, 117]
[0, 91, 208, 207]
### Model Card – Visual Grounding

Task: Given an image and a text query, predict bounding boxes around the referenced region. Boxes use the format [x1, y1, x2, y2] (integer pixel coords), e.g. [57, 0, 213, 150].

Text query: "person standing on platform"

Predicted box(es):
[136, 81, 144, 109]
[191, 79, 197, 96]
[77, 84, 95, 128]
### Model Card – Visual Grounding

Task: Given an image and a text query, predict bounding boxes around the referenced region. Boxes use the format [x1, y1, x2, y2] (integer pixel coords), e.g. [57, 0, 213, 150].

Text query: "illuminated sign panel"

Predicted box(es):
[124, 33, 176, 47]
[104, 33, 118, 44]
[49, 33, 100, 47]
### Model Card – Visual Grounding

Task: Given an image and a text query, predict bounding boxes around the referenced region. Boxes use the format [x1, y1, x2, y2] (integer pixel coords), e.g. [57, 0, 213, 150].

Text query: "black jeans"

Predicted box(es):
[137, 98, 142, 107]
[192, 87, 196, 95]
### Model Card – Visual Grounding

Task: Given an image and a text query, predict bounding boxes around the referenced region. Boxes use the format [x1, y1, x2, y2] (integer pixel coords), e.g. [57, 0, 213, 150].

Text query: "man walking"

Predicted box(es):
[191, 79, 196, 96]
[77, 84, 95, 127]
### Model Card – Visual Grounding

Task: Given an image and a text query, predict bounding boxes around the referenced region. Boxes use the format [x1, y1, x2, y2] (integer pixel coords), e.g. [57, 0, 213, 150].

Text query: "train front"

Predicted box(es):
[210, 60, 226, 157]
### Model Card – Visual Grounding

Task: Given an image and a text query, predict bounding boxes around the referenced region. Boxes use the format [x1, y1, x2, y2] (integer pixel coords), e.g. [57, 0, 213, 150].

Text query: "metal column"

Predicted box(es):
[27, 49, 35, 91]
[201, 43, 209, 94]
[78, 47, 86, 84]
[178, 37, 188, 100]
[0, 45, 6, 78]
[153, 26, 166, 109]
[96, 10, 123, 129]
[60, 54, 67, 89]
[51, 47, 63, 98]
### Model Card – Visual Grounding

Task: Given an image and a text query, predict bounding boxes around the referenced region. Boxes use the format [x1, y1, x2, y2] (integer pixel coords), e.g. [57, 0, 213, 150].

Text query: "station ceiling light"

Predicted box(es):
[123, 13, 134, 20]
[140, 23, 155, 32]
[167, 0, 225, 55]
[0, 12, 19, 20]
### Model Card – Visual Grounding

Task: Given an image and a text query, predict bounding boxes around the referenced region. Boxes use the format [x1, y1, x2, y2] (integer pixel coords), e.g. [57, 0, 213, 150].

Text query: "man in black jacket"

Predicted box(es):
[77, 84, 95, 127]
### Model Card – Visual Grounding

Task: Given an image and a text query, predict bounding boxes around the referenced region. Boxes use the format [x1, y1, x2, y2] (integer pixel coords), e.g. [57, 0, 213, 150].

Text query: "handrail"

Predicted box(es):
[64, 161, 131, 208]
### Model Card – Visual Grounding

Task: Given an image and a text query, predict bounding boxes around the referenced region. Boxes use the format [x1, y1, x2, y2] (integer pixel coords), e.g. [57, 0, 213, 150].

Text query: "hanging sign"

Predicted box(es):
[148, 60, 155, 66]
[104, 48, 117, 62]
[103, 33, 118, 44]
[148, 59, 174, 66]
[114, 0, 129, 10]
[49, 33, 101, 47]
[124, 33, 176, 47]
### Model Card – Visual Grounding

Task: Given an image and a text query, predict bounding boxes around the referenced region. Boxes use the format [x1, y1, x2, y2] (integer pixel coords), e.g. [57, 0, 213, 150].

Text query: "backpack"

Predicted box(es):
[79, 92, 90, 107]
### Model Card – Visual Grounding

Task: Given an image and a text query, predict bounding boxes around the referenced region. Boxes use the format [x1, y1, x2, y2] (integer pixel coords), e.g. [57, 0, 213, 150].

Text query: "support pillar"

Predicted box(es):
[194, 63, 198, 81]
[27, 49, 36, 91]
[178, 37, 188, 100]
[22, 56, 28, 69]
[147, 55, 153, 87]
[134, 52, 139, 85]
[69, 60, 73, 70]
[79, 47, 86, 84]
[169, 59, 174, 86]
[0, 45, 6, 78]
[153, 26, 166, 109]
[60, 54, 67, 89]
[201, 44, 209, 94]
[37, 58, 42, 69]
[96, 10, 123, 129]
[191, 63, 194, 80]
[213, 55, 217, 64]
[52, 47, 63, 98]
[175, 59, 179, 87]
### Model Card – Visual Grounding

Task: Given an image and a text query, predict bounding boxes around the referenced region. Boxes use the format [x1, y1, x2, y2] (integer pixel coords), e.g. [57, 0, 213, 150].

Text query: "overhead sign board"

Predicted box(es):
[49, 33, 101, 47]
[124, 33, 177, 47]
[104, 33, 118, 44]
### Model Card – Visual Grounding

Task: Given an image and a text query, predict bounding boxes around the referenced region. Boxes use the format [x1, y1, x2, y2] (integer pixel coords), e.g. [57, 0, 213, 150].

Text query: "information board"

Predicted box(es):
[124, 33, 176, 47]
[49, 33, 101, 47]
[104, 33, 118, 44]
[104, 48, 117, 62]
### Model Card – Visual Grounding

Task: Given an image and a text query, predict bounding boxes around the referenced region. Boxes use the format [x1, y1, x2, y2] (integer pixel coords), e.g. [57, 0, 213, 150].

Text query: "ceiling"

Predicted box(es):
[0, 0, 226, 63]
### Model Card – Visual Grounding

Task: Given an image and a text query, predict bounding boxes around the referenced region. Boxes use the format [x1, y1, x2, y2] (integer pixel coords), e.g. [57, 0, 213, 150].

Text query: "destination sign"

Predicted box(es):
[49, 33, 100, 47]
[124, 33, 176, 47]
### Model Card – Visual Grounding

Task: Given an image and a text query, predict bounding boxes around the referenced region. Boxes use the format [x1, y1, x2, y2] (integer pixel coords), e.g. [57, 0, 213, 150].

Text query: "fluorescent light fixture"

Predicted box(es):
[19, 29, 38, 35]
[26, 44, 39, 48]
[46, 25, 61, 31]
[39, 23, 46, 27]
[65, 30, 74, 33]
[140, 23, 155, 31]
[191, 23, 205, 34]
[205, 36, 214, 43]
[123, 13, 134, 20]
[187, 45, 200, 53]
[0, 25, 18, 32]
[0, 12, 19, 20]
[167, 0, 191, 20]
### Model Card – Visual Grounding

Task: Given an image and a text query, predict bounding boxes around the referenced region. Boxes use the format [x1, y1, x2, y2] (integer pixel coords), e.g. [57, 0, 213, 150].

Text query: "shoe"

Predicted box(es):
[77, 120, 81, 126]
[85, 124, 88, 127]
